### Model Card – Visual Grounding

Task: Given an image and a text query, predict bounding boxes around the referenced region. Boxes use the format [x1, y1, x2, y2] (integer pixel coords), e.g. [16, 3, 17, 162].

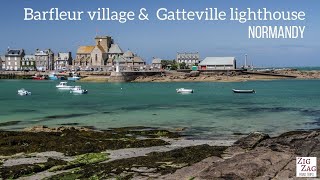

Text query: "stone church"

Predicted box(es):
[74, 36, 123, 68]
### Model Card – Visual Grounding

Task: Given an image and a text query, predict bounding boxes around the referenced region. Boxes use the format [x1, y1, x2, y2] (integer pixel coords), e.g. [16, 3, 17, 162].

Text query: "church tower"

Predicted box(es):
[95, 36, 112, 52]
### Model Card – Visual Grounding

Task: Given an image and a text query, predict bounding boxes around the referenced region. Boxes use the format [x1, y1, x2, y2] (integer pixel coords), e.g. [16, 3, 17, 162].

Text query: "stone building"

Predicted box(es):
[0, 55, 4, 70]
[122, 50, 146, 67]
[5, 49, 25, 70]
[21, 55, 36, 71]
[176, 52, 200, 67]
[107, 50, 146, 71]
[74, 46, 95, 67]
[35, 49, 54, 71]
[152, 58, 162, 69]
[54, 52, 72, 70]
[107, 44, 124, 61]
[74, 36, 123, 69]
[132, 56, 146, 67]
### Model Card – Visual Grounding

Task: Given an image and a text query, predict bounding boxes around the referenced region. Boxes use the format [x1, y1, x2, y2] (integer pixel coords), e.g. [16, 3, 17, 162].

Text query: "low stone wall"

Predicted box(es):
[243, 71, 297, 78]
[200, 70, 243, 76]
[0, 73, 34, 79]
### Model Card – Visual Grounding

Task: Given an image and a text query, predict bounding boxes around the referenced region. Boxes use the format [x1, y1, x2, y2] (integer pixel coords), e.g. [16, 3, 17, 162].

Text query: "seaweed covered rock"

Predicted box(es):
[47, 145, 227, 180]
[0, 126, 179, 156]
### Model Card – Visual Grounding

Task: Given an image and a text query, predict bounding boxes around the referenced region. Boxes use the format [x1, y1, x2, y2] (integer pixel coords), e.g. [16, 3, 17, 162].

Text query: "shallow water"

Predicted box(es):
[0, 79, 319, 139]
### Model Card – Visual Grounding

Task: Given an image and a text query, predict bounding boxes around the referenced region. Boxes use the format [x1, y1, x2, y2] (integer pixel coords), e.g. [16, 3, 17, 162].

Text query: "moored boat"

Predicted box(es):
[70, 86, 88, 94]
[232, 89, 256, 93]
[18, 88, 31, 96]
[32, 74, 46, 80]
[48, 73, 58, 80]
[56, 82, 74, 90]
[67, 73, 81, 81]
[176, 88, 194, 94]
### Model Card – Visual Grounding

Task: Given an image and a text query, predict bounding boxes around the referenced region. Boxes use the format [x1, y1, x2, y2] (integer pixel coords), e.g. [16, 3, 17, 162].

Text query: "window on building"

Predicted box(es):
[15, 57, 17, 60]
[15, 62, 17, 65]
[8, 62, 11, 65]
[95, 54, 98, 61]
[8, 57, 10, 60]
[22, 62, 25, 65]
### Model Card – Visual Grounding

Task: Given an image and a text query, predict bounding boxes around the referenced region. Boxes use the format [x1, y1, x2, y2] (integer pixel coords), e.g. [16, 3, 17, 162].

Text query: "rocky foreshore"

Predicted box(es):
[0, 126, 319, 179]
[131, 69, 320, 83]
[99, 69, 320, 83]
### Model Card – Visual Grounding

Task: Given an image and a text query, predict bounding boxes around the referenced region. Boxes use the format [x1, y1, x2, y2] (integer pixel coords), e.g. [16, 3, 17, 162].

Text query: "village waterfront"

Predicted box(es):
[0, 79, 319, 140]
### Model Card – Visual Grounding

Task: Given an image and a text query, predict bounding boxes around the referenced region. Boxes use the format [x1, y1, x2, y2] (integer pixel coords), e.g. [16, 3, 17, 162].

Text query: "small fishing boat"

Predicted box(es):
[67, 73, 81, 81]
[18, 88, 31, 96]
[232, 89, 256, 93]
[56, 82, 74, 90]
[32, 74, 46, 80]
[176, 88, 194, 94]
[48, 73, 58, 80]
[70, 86, 88, 94]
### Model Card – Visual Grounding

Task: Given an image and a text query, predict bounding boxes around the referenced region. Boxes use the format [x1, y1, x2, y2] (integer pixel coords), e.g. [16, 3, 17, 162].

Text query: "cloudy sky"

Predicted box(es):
[0, 0, 319, 67]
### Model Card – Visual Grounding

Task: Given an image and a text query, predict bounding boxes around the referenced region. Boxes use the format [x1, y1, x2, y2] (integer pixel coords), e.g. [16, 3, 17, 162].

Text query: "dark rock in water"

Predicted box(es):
[35, 113, 93, 122]
[102, 111, 113, 114]
[306, 117, 320, 126]
[233, 132, 270, 150]
[300, 109, 320, 117]
[0, 121, 21, 127]
[11, 109, 37, 113]
[241, 107, 301, 114]
[233, 132, 248, 136]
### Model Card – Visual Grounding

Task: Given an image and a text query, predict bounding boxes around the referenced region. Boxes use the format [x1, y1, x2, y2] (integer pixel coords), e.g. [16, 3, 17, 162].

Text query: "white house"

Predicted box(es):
[176, 52, 200, 67]
[199, 57, 236, 70]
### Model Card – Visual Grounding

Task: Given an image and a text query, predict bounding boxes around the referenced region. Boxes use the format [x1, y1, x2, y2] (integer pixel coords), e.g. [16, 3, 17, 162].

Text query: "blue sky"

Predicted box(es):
[0, 0, 319, 67]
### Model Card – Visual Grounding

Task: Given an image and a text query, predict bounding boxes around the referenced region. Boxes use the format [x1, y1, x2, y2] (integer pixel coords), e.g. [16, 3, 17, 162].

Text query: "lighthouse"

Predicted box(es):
[245, 54, 248, 68]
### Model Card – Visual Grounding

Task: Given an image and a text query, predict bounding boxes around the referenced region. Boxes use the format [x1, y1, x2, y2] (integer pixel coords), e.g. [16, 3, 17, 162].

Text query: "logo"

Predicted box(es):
[296, 157, 317, 177]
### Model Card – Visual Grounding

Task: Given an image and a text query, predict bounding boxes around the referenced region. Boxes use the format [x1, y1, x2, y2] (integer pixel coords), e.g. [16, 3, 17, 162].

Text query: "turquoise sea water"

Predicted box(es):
[0, 79, 319, 139]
